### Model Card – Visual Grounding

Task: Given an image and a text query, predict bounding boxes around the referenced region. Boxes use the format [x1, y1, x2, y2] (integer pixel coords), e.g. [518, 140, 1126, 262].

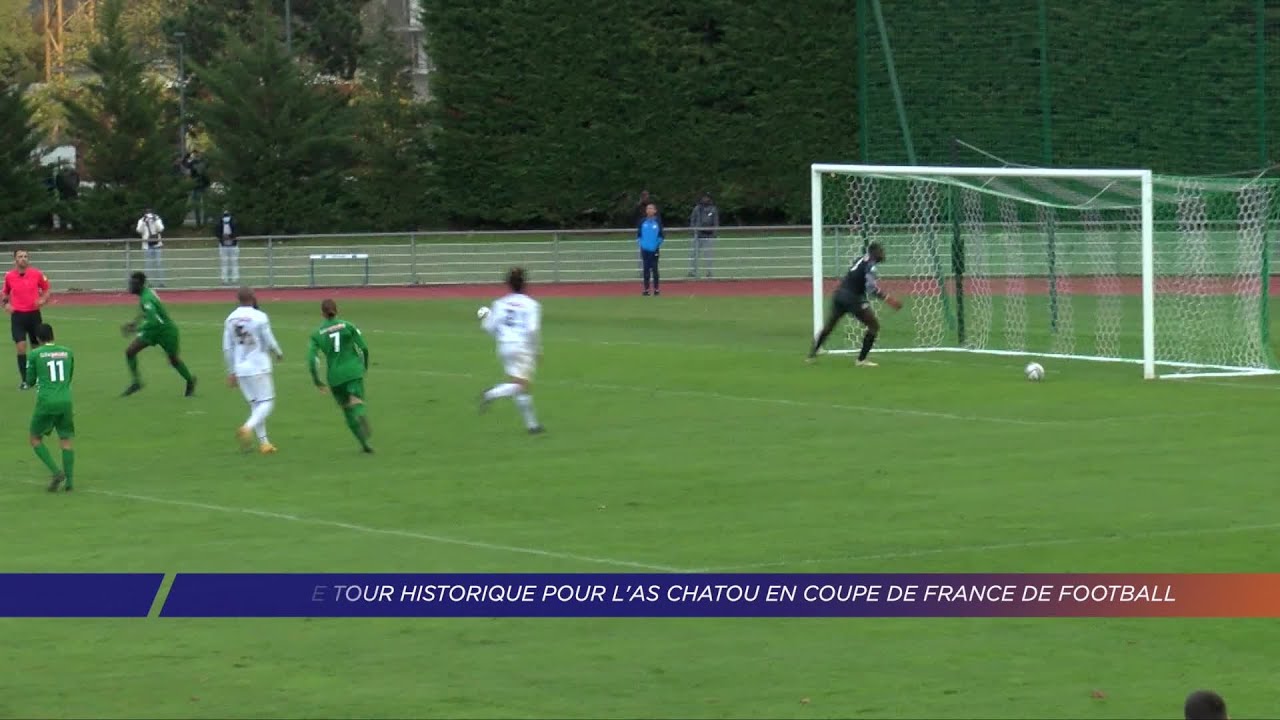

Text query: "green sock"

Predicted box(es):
[343, 406, 368, 447]
[32, 444, 59, 474]
[173, 360, 193, 382]
[126, 354, 140, 383]
[61, 449, 75, 488]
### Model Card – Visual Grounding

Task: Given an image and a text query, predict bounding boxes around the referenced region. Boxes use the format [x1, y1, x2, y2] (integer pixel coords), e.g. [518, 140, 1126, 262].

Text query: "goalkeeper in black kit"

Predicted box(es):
[808, 241, 902, 366]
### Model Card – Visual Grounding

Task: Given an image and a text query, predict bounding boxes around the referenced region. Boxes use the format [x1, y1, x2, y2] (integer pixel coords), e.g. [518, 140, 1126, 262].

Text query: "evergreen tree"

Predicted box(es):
[349, 22, 437, 231]
[61, 0, 187, 236]
[0, 84, 54, 240]
[194, 2, 355, 234]
[0, 0, 40, 84]
[294, 0, 368, 80]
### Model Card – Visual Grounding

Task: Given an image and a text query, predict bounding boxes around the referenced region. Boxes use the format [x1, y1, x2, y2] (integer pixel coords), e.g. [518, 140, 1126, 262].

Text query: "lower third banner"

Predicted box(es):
[157, 573, 1280, 618]
[0, 573, 163, 617]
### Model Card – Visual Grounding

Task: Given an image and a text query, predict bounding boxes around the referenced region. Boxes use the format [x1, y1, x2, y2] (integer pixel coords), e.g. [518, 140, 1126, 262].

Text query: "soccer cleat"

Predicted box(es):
[361, 445, 375, 454]
[236, 426, 255, 453]
[19, 382, 29, 390]
[122, 382, 143, 396]
[653, 290, 661, 296]
[856, 360, 879, 367]
[642, 291, 650, 296]
[47, 472, 65, 492]
[528, 425, 546, 435]
[259, 442, 278, 455]
[184, 377, 197, 397]
[477, 392, 491, 414]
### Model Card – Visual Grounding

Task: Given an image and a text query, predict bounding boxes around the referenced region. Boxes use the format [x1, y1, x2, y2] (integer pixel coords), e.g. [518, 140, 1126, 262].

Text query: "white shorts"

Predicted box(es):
[237, 373, 275, 404]
[499, 348, 536, 381]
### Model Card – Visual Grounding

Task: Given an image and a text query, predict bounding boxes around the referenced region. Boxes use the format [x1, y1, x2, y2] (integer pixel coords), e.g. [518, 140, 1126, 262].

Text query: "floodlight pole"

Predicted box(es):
[175, 31, 187, 157]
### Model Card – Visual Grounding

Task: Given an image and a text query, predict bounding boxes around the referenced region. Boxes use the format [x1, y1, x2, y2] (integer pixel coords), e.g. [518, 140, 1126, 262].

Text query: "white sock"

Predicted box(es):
[514, 393, 538, 429]
[248, 399, 275, 441]
[484, 383, 521, 401]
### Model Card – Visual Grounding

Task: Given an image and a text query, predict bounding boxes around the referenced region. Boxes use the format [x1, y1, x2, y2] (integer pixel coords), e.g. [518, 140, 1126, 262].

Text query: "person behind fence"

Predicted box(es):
[688, 192, 719, 278]
[215, 209, 240, 285]
[633, 189, 653, 226]
[637, 202, 664, 296]
[136, 208, 166, 288]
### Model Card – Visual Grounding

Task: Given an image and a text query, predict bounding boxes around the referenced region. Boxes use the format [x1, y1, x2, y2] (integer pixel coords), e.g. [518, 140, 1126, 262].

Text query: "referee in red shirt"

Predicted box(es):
[2, 249, 51, 389]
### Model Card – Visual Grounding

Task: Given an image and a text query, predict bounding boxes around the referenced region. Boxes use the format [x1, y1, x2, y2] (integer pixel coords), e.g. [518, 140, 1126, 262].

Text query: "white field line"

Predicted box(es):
[699, 520, 1280, 572]
[20, 479, 1279, 575]
[60, 315, 1226, 427]
[19, 481, 686, 573]
[1189, 380, 1280, 391]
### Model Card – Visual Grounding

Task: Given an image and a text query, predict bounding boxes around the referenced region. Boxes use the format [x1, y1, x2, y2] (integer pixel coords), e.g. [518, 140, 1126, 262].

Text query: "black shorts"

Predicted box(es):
[10, 310, 41, 345]
[831, 290, 874, 324]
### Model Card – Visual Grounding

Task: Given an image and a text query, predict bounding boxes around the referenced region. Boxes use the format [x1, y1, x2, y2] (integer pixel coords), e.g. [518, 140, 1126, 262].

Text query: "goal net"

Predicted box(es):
[811, 165, 1280, 379]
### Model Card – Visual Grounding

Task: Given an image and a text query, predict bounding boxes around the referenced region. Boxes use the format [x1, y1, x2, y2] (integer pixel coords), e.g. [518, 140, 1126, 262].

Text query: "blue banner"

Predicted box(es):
[157, 572, 1194, 618]
[0, 574, 163, 617]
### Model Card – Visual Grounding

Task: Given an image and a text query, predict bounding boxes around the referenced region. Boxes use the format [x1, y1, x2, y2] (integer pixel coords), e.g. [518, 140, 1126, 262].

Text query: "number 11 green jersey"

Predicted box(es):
[27, 343, 75, 410]
[309, 318, 368, 387]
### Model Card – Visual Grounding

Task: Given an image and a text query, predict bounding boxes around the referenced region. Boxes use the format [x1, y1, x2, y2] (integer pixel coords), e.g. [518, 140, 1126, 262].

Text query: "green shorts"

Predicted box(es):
[139, 327, 180, 356]
[331, 379, 365, 406]
[30, 407, 75, 439]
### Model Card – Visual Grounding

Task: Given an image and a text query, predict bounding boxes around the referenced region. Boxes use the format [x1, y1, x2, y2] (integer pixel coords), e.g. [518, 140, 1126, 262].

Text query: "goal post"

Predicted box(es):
[810, 164, 1280, 379]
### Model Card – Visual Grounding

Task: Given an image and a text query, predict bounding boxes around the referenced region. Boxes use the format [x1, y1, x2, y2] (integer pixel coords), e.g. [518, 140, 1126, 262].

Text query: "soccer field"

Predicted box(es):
[3, 283, 1278, 719]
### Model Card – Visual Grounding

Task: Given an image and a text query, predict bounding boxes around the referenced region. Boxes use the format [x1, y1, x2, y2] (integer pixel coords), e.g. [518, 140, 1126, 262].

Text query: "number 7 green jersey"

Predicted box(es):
[308, 318, 368, 387]
[26, 343, 74, 410]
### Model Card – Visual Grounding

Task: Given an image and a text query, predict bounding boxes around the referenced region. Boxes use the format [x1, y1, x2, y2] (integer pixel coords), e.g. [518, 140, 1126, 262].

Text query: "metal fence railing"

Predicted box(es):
[0, 226, 815, 293]
[3, 221, 1277, 293]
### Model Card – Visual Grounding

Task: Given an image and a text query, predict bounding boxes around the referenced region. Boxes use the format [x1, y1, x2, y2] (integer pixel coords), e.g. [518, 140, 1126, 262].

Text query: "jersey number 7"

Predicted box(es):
[328, 331, 341, 352]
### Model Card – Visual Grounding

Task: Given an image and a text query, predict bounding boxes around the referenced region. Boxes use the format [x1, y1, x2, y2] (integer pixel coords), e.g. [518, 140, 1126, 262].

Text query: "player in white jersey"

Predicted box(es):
[222, 287, 284, 453]
[478, 267, 544, 434]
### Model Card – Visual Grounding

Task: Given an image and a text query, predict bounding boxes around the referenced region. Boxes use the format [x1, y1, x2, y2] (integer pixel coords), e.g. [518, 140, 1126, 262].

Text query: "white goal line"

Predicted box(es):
[822, 347, 1280, 379]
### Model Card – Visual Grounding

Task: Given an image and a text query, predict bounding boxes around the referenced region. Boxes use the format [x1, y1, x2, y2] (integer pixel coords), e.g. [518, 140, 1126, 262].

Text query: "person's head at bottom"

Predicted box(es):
[1185, 690, 1228, 720]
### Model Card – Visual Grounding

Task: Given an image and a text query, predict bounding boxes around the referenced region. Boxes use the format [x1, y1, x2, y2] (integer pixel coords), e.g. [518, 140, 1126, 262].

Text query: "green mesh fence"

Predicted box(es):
[857, 0, 1278, 174]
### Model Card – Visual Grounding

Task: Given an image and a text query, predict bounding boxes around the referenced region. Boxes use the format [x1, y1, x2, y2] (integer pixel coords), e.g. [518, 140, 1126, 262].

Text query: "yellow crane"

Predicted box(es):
[42, 0, 96, 81]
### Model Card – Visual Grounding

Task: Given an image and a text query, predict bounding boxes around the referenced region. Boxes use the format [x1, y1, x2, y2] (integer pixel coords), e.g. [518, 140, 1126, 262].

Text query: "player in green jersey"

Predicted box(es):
[308, 299, 373, 453]
[120, 271, 196, 397]
[26, 324, 76, 492]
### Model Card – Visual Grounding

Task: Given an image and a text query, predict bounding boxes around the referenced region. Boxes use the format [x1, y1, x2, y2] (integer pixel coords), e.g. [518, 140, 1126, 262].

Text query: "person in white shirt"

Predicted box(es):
[478, 267, 544, 434]
[215, 209, 239, 285]
[222, 287, 284, 454]
[135, 208, 166, 287]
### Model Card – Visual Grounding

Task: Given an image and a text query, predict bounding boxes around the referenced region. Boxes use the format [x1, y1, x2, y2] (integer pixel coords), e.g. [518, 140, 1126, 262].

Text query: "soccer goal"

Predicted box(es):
[811, 164, 1280, 379]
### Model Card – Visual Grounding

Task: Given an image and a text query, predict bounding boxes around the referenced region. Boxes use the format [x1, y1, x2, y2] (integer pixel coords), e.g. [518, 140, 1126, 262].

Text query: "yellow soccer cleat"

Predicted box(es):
[237, 426, 254, 453]
[259, 442, 278, 455]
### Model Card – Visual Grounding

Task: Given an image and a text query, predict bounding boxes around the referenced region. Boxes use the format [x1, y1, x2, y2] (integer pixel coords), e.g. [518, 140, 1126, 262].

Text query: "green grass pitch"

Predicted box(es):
[2, 286, 1278, 719]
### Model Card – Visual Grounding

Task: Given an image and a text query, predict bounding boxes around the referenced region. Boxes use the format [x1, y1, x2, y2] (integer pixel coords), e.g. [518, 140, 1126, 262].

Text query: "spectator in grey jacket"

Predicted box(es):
[688, 193, 719, 278]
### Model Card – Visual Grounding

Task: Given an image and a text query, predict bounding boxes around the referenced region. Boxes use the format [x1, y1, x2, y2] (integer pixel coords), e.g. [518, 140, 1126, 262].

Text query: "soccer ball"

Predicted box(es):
[1024, 362, 1045, 381]
[477, 306, 490, 320]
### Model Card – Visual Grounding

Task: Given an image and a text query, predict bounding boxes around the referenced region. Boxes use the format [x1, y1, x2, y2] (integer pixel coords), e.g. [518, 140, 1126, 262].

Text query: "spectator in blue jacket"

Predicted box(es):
[637, 202, 664, 296]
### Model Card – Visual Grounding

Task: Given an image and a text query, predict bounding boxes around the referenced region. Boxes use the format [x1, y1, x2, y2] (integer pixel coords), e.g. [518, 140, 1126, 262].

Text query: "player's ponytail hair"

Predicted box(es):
[507, 267, 526, 293]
